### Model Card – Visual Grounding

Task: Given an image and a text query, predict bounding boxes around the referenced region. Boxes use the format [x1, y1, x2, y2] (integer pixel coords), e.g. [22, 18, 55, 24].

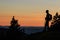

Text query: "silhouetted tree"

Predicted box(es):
[50, 12, 60, 31]
[44, 10, 52, 32]
[9, 16, 20, 31]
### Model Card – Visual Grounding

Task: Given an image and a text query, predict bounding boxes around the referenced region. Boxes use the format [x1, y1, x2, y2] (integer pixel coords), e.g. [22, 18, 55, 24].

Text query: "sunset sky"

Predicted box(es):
[0, 0, 60, 26]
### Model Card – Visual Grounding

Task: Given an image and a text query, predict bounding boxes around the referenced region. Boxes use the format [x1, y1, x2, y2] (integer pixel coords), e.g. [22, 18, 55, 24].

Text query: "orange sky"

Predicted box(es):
[0, 15, 45, 26]
[0, 0, 60, 26]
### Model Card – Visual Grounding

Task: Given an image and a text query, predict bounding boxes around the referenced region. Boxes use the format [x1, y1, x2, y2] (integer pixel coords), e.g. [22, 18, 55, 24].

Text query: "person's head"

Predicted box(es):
[56, 12, 58, 16]
[46, 10, 49, 14]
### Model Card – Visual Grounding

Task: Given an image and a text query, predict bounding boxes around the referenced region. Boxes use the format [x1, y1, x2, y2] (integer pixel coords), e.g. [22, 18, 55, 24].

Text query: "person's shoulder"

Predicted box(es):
[49, 14, 52, 15]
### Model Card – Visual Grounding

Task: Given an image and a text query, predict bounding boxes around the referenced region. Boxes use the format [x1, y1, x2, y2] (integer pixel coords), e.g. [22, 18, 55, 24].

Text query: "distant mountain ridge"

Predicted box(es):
[0, 26, 44, 34]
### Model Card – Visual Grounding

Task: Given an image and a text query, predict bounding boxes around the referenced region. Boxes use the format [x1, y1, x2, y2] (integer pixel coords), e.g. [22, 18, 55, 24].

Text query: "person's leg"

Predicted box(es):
[45, 20, 49, 31]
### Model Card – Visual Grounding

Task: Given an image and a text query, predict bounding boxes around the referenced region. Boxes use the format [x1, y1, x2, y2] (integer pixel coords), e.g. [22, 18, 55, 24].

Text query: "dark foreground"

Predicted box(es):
[0, 31, 60, 40]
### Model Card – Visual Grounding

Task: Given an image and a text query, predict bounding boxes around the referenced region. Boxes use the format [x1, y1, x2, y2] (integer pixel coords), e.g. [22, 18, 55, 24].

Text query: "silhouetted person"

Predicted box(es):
[44, 10, 52, 31]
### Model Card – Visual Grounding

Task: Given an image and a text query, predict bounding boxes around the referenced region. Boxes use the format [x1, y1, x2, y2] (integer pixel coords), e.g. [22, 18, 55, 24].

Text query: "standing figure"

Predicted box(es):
[44, 10, 52, 31]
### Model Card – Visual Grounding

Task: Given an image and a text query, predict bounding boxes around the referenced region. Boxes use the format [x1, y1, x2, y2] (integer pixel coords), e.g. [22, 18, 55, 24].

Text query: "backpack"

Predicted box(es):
[49, 14, 52, 21]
